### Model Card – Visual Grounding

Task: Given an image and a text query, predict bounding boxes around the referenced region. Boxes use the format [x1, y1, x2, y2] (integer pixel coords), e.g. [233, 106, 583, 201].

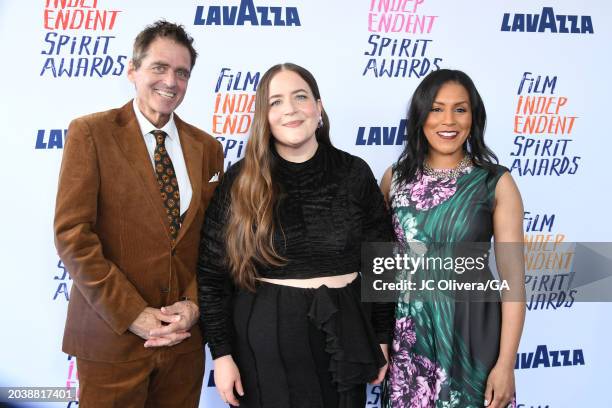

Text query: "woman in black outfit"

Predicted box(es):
[197, 63, 393, 407]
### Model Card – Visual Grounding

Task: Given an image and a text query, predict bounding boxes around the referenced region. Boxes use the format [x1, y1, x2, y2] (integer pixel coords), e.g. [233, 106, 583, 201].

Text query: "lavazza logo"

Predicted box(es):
[501, 7, 593, 34]
[515, 344, 585, 370]
[194, 0, 301, 26]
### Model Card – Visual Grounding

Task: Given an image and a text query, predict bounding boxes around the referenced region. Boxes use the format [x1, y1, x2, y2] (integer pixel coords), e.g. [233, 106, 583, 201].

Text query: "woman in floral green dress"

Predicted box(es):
[380, 70, 525, 408]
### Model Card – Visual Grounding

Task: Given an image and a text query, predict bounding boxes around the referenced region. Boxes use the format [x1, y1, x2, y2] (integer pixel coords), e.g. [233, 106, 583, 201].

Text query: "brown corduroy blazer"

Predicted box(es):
[54, 100, 224, 362]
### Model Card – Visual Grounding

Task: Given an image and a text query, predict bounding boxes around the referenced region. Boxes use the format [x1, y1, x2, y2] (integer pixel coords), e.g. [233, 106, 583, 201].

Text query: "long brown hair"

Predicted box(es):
[225, 63, 331, 291]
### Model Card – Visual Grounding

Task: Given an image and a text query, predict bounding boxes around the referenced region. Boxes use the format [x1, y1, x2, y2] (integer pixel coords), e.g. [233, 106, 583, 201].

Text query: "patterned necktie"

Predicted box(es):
[152, 130, 180, 242]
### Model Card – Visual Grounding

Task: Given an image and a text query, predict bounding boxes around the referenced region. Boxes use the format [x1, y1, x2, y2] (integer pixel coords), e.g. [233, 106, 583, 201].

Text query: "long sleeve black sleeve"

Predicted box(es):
[352, 158, 395, 345]
[197, 165, 238, 359]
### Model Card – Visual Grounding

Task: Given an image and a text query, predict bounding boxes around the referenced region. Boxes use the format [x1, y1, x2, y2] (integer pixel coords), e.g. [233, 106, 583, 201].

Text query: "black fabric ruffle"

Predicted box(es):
[307, 279, 387, 392]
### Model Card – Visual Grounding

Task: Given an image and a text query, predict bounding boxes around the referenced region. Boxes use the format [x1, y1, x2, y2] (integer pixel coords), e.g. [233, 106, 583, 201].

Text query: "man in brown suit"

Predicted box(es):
[54, 21, 223, 407]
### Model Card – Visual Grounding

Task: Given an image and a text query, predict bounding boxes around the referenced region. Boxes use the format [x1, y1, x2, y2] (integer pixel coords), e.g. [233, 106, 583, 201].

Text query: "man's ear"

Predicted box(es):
[127, 60, 136, 83]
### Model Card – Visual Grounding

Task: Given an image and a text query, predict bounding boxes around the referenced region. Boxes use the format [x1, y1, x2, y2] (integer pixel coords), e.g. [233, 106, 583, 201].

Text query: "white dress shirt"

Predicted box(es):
[132, 99, 192, 216]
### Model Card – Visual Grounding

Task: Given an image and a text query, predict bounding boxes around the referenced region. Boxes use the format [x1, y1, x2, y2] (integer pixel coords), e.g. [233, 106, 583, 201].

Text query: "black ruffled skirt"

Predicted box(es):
[232, 276, 386, 408]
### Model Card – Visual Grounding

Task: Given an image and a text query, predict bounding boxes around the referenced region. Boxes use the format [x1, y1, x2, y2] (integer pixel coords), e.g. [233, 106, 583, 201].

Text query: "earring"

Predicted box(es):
[317, 116, 323, 129]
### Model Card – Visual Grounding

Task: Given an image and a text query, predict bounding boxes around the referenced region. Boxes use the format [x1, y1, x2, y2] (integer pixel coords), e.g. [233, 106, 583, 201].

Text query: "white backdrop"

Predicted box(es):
[1, 1, 611, 407]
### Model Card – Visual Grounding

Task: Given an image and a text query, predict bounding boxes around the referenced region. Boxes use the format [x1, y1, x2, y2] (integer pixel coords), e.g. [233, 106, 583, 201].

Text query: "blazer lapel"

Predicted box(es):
[112, 101, 172, 241]
[175, 115, 204, 245]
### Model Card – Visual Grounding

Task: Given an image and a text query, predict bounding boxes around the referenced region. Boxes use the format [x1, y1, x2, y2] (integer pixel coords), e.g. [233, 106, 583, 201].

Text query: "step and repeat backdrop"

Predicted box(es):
[1, 1, 610, 407]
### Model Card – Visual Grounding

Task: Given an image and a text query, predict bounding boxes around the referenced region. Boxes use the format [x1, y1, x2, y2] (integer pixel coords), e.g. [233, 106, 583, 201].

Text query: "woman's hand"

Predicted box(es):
[484, 363, 515, 408]
[214, 355, 244, 406]
[370, 343, 389, 385]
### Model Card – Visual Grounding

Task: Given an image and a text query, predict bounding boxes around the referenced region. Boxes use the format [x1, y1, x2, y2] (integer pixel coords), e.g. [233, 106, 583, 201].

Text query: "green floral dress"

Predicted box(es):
[383, 163, 516, 408]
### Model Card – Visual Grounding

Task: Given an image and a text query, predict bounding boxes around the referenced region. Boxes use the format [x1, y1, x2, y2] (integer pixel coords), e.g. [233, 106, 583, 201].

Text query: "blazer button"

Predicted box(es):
[160, 287, 170, 293]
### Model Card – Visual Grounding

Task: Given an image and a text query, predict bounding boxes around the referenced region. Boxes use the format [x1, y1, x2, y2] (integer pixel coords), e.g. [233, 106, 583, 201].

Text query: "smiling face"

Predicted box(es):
[423, 81, 473, 166]
[127, 37, 191, 128]
[267, 70, 322, 162]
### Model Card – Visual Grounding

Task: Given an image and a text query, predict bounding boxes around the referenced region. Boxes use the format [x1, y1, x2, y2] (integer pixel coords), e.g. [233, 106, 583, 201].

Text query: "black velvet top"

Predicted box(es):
[197, 143, 394, 359]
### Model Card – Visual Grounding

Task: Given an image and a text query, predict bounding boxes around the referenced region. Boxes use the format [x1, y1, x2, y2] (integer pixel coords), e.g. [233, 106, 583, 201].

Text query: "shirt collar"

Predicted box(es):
[132, 98, 179, 142]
